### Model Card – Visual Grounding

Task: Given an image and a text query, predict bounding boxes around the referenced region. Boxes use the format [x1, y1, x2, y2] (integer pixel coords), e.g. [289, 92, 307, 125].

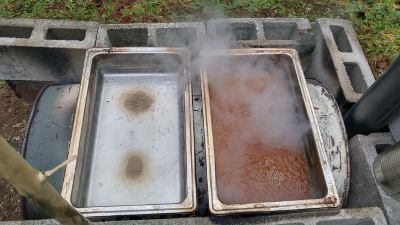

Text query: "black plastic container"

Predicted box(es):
[344, 55, 400, 135]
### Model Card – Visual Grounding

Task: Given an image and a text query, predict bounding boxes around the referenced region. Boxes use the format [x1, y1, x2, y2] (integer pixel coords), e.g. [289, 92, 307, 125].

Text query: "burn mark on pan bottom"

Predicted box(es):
[116, 150, 150, 187]
[123, 90, 154, 115]
[125, 155, 144, 181]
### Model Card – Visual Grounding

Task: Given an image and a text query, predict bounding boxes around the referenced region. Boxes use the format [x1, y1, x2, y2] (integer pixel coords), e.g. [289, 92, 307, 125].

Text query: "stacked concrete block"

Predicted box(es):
[95, 22, 205, 48]
[0, 18, 98, 81]
[96, 22, 205, 95]
[0, 207, 387, 224]
[206, 18, 315, 69]
[347, 133, 400, 225]
[389, 114, 400, 142]
[304, 19, 375, 111]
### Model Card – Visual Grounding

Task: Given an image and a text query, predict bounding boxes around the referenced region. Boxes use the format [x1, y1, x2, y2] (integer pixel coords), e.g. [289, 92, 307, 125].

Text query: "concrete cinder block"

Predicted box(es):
[206, 18, 315, 69]
[0, 18, 98, 81]
[389, 113, 400, 143]
[96, 22, 205, 96]
[96, 22, 205, 48]
[304, 18, 375, 110]
[0, 207, 387, 224]
[347, 133, 400, 225]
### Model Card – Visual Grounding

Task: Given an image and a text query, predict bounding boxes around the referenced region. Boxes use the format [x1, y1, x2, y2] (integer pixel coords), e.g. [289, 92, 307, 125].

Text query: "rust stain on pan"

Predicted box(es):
[120, 89, 155, 116]
[253, 202, 280, 208]
[323, 196, 337, 204]
[253, 203, 264, 208]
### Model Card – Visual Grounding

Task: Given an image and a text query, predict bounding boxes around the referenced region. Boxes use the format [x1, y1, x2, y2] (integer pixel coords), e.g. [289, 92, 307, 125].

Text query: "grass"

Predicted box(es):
[0, 0, 399, 78]
[0, 80, 6, 88]
[343, 0, 400, 77]
[0, 80, 7, 95]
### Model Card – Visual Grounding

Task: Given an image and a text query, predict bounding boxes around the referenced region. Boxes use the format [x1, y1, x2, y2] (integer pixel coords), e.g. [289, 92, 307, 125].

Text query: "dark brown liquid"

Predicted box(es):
[209, 74, 313, 204]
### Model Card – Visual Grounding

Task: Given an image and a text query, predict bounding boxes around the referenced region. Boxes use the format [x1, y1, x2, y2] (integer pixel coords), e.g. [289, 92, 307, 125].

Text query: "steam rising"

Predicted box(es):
[205, 55, 310, 151]
[82, 21, 315, 206]
[199, 34, 313, 204]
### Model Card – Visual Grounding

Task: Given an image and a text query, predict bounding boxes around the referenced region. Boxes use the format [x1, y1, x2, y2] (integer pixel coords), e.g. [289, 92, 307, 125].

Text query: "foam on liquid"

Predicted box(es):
[209, 73, 313, 204]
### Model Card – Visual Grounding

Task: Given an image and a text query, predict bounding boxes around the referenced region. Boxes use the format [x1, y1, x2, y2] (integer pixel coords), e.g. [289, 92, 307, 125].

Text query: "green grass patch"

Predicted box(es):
[0, 0, 398, 78]
[0, 80, 6, 88]
[342, 0, 400, 78]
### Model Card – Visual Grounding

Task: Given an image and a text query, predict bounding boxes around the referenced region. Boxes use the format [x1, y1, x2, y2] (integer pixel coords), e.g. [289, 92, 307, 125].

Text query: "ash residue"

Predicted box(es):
[123, 90, 154, 115]
[125, 156, 144, 181]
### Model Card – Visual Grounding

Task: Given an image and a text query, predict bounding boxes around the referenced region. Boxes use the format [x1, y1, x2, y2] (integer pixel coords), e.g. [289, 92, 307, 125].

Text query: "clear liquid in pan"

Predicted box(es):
[209, 73, 313, 204]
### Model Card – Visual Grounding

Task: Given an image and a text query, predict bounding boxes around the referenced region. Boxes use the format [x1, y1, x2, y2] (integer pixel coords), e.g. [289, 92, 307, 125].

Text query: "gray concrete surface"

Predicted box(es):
[389, 114, 400, 142]
[0, 207, 387, 224]
[0, 18, 98, 81]
[95, 22, 205, 95]
[347, 133, 400, 225]
[305, 18, 375, 110]
[95, 22, 205, 48]
[206, 18, 315, 70]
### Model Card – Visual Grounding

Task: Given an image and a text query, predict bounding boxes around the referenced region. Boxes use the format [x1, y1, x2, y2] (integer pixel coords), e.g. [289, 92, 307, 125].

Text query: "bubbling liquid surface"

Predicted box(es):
[209, 73, 313, 204]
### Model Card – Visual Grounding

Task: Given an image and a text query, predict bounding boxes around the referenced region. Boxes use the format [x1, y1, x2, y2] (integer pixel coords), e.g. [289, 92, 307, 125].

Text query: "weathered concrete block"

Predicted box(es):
[389, 114, 400, 142]
[96, 22, 205, 96]
[347, 133, 400, 225]
[0, 207, 387, 224]
[96, 22, 205, 48]
[0, 18, 98, 81]
[206, 18, 315, 69]
[305, 18, 375, 110]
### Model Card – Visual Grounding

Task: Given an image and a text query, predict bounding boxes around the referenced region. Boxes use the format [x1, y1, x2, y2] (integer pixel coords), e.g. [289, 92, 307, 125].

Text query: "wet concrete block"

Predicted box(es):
[0, 18, 98, 81]
[347, 133, 400, 225]
[304, 19, 375, 110]
[206, 18, 315, 69]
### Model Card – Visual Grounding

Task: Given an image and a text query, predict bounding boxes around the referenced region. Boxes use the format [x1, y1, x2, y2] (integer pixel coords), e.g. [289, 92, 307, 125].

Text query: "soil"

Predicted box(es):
[0, 83, 33, 221]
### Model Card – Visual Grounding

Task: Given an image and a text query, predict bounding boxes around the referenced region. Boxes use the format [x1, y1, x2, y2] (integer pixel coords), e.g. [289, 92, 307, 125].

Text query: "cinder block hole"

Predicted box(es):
[0, 26, 33, 38]
[156, 28, 197, 47]
[330, 25, 353, 52]
[215, 23, 257, 41]
[375, 144, 392, 154]
[45, 28, 86, 41]
[263, 22, 300, 40]
[107, 28, 148, 47]
[344, 62, 368, 94]
[316, 218, 375, 225]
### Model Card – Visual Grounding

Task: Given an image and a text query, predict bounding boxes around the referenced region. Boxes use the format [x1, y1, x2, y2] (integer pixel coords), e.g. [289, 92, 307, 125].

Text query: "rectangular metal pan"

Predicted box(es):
[62, 47, 196, 217]
[200, 48, 339, 214]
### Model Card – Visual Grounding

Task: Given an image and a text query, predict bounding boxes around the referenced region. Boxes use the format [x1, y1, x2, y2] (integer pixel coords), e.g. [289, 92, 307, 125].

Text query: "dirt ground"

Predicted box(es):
[0, 83, 32, 221]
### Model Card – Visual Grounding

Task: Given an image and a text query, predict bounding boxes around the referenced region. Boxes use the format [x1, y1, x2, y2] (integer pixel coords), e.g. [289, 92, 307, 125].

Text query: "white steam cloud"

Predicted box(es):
[198, 34, 313, 204]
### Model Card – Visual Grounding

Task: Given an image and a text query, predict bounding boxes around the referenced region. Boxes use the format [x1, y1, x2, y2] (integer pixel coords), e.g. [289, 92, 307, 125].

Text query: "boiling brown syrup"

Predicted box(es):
[209, 74, 313, 204]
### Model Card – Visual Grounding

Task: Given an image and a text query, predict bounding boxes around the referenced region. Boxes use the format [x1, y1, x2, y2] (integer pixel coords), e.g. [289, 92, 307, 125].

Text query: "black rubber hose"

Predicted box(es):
[344, 55, 400, 135]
